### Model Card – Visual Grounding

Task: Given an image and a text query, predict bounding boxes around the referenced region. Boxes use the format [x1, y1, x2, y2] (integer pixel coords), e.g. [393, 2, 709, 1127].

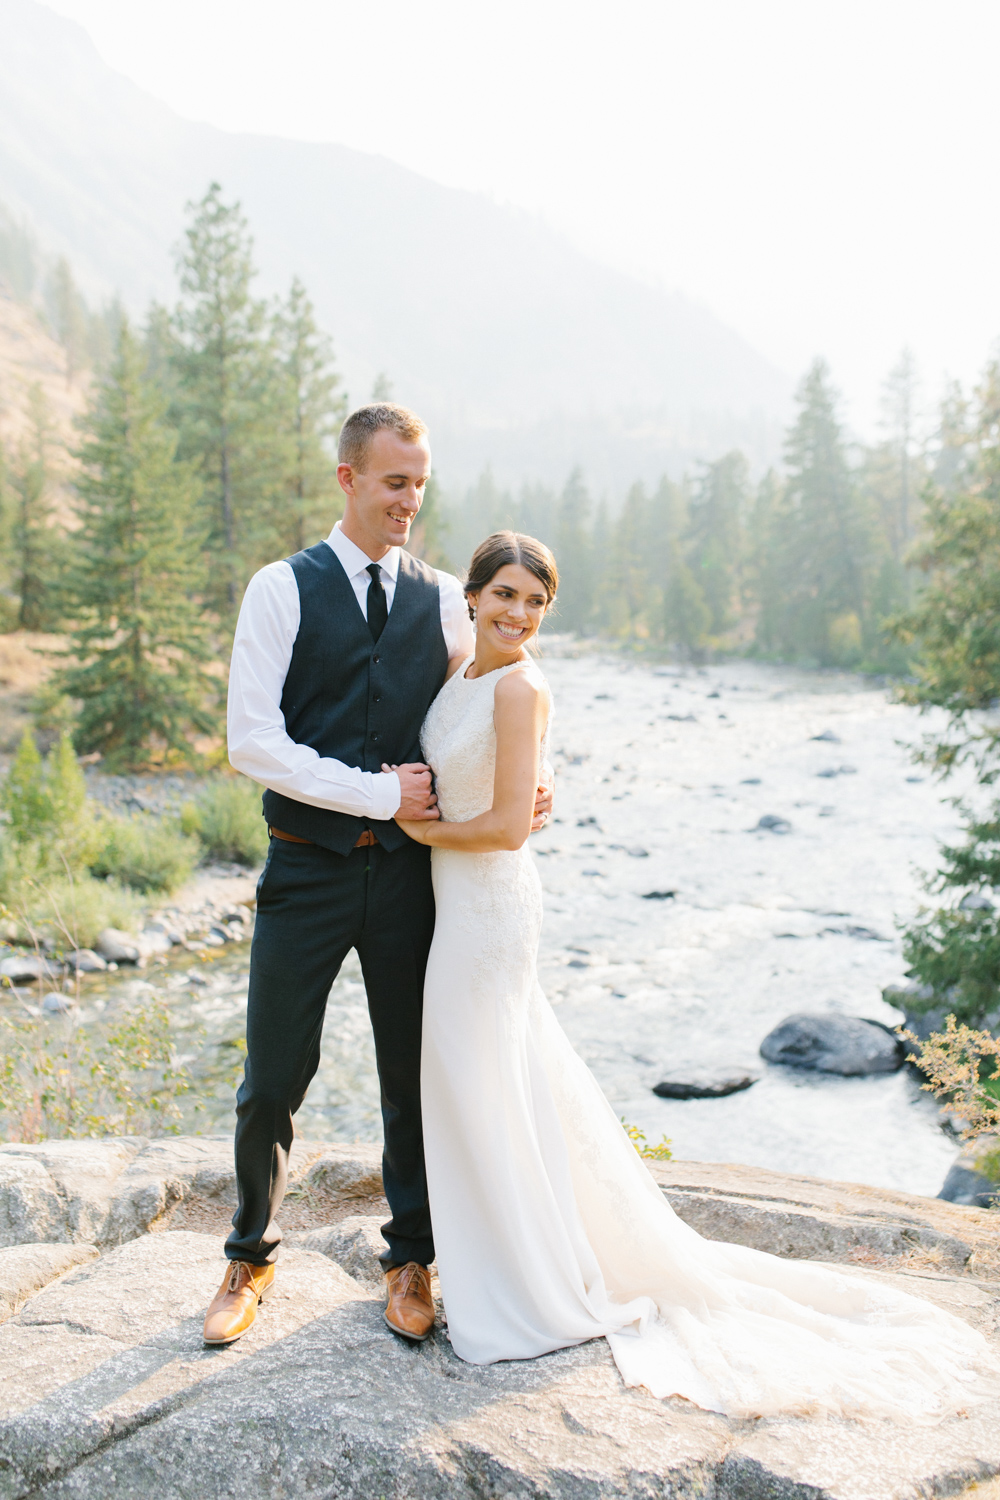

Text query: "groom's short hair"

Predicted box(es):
[338, 404, 428, 471]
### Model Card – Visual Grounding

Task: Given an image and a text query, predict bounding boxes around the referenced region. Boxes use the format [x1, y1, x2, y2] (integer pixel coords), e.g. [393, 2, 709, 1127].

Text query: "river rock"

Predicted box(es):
[40, 991, 75, 1014]
[290, 1214, 386, 1288]
[64, 948, 107, 973]
[0, 953, 61, 983]
[95, 928, 140, 964]
[1, 1223, 999, 1499]
[938, 1160, 1000, 1209]
[0, 1241, 98, 1322]
[759, 1013, 905, 1074]
[653, 1069, 759, 1099]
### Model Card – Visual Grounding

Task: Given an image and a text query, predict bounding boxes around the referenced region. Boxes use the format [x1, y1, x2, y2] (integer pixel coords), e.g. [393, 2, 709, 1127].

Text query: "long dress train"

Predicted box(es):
[419, 657, 998, 1422]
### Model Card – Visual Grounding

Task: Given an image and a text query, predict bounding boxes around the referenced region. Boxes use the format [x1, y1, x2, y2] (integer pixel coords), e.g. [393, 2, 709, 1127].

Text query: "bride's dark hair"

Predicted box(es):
[463, 531, 558, 621]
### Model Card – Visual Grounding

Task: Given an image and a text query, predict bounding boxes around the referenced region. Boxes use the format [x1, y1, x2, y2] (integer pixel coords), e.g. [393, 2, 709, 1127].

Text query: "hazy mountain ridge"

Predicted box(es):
[0, 0, 791, 489]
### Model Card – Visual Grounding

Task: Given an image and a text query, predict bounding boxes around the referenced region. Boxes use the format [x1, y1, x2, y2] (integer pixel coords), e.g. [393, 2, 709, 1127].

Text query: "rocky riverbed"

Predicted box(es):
[0, 651, 982, 1193]
[2, 1135, 1000, 1500]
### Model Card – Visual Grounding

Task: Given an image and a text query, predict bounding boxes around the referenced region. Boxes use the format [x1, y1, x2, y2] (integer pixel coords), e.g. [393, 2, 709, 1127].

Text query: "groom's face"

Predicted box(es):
[338, 429, 432, 557]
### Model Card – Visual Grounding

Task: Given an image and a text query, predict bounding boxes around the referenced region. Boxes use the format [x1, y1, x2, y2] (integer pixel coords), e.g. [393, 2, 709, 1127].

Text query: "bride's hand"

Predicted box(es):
[531, 772, 553, 832]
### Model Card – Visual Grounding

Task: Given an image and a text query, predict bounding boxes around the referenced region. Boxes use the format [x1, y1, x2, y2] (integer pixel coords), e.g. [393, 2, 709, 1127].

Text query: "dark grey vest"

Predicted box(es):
[261, 543, 449, 855]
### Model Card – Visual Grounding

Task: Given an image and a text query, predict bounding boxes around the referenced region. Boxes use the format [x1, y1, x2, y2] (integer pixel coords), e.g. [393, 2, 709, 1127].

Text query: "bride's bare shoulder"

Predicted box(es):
[494, 665, 550, 713]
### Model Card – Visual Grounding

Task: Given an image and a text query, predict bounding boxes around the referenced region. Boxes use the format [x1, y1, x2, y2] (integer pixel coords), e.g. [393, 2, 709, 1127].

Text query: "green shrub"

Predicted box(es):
[0, 729, 100, 874]
[182, 776, 267, 865]
[91, 815, 199, 894]
[0, 998, 191, 1141]
[8, 872, 146, 950]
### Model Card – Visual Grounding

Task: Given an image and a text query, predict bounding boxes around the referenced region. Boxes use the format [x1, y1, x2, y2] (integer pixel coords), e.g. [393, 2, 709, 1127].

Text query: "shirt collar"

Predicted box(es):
[326, 522, 401, 583]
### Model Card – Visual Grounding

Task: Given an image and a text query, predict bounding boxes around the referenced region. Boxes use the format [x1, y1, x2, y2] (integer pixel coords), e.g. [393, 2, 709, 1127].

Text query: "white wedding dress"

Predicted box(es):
[419, 657, 997, 1421]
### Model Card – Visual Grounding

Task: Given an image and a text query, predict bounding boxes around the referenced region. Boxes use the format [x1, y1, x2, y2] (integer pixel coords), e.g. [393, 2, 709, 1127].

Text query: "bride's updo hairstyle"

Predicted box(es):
[463, 531, 559, 626]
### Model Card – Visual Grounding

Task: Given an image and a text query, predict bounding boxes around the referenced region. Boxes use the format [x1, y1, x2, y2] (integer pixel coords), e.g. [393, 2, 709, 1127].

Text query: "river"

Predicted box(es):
[39, 650, 970, 1197]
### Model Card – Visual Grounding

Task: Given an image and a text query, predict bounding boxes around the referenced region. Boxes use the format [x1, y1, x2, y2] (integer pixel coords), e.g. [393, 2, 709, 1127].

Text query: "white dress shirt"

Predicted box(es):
[228, 523, 474, 820]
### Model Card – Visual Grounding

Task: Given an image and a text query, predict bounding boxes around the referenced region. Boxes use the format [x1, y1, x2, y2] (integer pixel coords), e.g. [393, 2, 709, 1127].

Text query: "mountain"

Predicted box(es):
[0, 0, 791, 491]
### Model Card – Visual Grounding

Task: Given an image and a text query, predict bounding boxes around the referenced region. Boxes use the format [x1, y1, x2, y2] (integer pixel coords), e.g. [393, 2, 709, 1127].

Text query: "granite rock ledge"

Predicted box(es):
[0, 1141, 998, 1499]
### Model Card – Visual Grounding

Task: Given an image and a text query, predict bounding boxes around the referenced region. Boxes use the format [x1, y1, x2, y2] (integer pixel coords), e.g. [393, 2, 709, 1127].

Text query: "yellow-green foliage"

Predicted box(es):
[0, 729, 101, 876]
[0, 999, 191, 1141]
[6, 875, 145, 950]
[621, 1120, 673, 1161]
[905, 1015, 1000, 1144]
[0, 729, 195, 947]
[181, 775, 267, 865]
[91, 815, 199, 894]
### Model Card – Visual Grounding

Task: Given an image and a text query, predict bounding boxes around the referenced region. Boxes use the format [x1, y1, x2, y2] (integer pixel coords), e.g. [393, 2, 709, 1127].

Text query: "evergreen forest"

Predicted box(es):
[0, 182, 996, 777]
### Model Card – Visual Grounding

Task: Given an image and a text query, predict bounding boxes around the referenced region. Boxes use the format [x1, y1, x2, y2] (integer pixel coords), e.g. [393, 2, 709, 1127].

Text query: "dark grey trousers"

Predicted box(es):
[225, 834, 436, 1268]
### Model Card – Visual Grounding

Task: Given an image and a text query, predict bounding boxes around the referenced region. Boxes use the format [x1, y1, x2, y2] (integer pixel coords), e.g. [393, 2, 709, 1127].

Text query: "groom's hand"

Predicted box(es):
[385, 762, 440, 821]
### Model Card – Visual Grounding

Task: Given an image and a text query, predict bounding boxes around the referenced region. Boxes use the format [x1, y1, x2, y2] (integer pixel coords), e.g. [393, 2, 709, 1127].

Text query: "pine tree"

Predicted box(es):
[408, 474, 450, 568]
[890, 360, 1000, 773]
[171, 183, 285, 614]
[45, 257, 89, 386]
[10, 385, 59, 630]
[687, 451, 748, 638]
[55, 321, 217, 769]
[272, 276, 346, 553]
[553, 469, 593, 633]
[662, 539, 710, 655]
[764, 359, 871, 665]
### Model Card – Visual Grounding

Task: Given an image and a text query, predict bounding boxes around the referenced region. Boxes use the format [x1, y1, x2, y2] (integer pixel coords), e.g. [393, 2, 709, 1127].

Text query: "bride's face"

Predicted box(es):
[470, 564, 549, 656]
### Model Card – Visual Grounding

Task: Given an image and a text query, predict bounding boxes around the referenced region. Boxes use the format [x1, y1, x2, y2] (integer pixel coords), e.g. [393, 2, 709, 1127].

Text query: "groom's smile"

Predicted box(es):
[337, 425, 432, 559]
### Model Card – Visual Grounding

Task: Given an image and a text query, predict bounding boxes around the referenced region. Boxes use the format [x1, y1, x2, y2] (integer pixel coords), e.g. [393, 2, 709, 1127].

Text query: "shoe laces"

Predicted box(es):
[227, 1260, 254, 1293]
[393, 1262, 429, 1299]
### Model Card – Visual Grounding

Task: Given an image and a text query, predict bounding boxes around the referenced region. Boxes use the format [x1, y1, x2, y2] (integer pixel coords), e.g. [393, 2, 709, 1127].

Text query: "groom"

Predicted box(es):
[203, 403, 550, 1347]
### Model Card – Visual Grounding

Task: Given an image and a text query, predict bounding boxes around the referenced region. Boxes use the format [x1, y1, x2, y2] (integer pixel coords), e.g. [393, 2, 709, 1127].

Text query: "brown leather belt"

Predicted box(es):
[269, 826, 378, 848]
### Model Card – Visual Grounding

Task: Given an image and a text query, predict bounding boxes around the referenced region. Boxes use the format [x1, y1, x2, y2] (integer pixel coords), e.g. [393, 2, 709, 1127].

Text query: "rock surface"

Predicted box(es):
[649, 1158, 1000, 1275]
[0, 1137, 382, 1250]
[760, 1011, 905, 1074]
[0, 1242, 98, 1322]
[652, 1069, 758, 1099]
[288, 1214, 386, 1289]
[0, 1216, 998, 1499]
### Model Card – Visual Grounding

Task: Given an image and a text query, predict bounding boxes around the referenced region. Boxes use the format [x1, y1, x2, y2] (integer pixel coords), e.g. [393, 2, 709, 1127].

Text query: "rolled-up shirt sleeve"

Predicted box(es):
[227, 562, 402, 820]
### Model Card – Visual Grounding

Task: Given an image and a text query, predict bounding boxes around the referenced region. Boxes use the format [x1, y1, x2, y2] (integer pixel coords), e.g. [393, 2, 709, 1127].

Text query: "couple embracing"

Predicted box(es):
[203, 403, 994, 1422]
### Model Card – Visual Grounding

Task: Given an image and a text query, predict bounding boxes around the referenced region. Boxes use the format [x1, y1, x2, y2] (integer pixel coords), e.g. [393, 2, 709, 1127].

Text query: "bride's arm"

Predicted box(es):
[396, 672, 547, 853]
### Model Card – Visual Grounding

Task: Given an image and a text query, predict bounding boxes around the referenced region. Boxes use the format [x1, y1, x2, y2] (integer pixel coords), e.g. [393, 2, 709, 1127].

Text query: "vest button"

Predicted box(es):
[372, 654, 380, 664]
[371, 732, 380, 742]
[373, 694, 381, 703]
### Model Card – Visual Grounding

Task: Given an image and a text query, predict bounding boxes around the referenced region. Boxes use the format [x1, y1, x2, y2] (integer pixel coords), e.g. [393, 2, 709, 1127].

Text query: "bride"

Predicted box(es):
[395, 529, 997, 1422]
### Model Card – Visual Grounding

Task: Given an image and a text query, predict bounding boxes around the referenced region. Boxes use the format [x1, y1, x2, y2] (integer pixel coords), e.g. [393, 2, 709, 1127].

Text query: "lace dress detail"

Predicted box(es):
[418, 659, 999, 1422]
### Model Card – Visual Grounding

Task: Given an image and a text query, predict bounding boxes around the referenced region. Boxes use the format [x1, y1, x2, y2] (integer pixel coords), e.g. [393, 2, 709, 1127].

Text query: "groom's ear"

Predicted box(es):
[337, 462, 356, 498]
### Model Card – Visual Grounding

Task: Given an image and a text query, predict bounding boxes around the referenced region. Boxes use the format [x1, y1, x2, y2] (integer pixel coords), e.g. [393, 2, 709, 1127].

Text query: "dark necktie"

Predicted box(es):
[366, 562, 388, 643]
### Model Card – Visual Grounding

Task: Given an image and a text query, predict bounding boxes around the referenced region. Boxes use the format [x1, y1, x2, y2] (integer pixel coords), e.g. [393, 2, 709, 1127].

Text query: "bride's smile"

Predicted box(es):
[466, 562, 550, 676]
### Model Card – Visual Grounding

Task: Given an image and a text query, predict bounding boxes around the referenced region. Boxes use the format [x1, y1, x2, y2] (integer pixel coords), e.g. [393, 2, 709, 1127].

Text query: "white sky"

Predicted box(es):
[44, 0, 1000, 435]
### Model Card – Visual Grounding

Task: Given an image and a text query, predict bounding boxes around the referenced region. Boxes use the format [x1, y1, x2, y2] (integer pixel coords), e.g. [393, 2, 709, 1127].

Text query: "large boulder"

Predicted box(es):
[760, 1013, 905, 1074]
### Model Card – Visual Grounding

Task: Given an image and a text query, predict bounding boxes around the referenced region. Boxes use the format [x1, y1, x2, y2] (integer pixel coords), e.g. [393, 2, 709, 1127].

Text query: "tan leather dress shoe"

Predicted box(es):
[384, 1262, 435, 1341]
[203, 1260, 275, 1345]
